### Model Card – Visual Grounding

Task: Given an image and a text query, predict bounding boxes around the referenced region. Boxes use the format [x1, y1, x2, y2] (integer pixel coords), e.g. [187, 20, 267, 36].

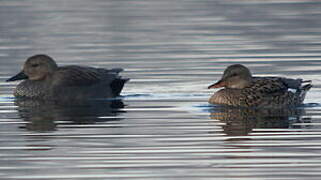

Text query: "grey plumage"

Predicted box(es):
[7, 54, 129, 101]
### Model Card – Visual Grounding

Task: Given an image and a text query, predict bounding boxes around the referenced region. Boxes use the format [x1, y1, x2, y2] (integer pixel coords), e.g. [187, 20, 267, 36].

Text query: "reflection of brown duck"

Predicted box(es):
[210, 107, 306, 136]
[208, 64, 312, 108]
[7, 54, 129, 101]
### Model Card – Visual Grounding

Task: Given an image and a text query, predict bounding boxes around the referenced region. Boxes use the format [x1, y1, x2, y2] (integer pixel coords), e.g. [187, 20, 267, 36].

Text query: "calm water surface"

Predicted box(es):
[1, 0, 321, 179]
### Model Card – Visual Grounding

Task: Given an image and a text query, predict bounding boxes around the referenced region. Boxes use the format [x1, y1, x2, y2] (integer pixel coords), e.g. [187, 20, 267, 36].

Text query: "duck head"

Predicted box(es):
[208, 64, 253, 89]
[6, 54, 58, 82]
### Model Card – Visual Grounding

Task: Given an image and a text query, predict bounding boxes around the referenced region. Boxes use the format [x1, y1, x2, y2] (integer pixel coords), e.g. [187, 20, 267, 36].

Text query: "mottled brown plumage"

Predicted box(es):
[6, 54, 129, 101]
[208, 64, 312, 108]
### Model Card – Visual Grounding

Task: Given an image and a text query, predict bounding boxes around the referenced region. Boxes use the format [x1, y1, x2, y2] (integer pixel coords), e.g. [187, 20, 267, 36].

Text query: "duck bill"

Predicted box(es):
[6, 71, 28, 82]
[208, 80, 226, 89]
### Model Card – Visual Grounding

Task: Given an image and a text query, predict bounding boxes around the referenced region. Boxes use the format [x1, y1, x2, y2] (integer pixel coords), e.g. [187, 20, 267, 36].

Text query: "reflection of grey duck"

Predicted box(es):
[7, 54, 129, 101]
[16, 99, 124, 132]
[208, 64, 312, 107]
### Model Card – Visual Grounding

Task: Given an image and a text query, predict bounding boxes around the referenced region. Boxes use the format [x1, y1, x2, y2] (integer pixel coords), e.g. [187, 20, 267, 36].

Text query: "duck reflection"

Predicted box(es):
[15, 98, 125, 132]
[209, 106, 309, 136]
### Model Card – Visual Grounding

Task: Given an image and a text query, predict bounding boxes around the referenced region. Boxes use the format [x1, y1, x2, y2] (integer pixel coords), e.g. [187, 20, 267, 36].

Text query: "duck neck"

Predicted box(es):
[228, 77, 252, 89]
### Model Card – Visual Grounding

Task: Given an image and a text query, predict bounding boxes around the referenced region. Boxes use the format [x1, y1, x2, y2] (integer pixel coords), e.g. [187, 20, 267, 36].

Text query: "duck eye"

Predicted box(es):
[31, 64, 39, 67]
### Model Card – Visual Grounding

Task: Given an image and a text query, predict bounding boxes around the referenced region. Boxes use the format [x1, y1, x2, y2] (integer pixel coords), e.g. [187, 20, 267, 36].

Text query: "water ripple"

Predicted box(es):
[1, 0, 321, 179]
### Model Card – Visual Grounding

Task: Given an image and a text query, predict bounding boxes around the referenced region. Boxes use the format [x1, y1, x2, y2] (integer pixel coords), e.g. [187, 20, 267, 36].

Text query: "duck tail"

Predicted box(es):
[110, 68, 124, 74]
[302, 84, 313, 91]
[297, 83, 312, 102]
[281, 78, 312, 89]
[111, 78, 130, 96]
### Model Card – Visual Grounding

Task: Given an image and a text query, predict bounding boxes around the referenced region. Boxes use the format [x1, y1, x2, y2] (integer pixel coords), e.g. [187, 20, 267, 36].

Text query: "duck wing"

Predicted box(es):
[254, 77, 311, 89]
[244, 77, 312, 107]
[52, 66, 121, 86]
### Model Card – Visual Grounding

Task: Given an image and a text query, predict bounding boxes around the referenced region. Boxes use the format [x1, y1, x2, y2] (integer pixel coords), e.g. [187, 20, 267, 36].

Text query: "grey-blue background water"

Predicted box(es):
[1, 0, 321, 179]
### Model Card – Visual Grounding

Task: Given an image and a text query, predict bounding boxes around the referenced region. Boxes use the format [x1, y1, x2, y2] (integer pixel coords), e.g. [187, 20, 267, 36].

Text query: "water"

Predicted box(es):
[1, 0, 321, 179]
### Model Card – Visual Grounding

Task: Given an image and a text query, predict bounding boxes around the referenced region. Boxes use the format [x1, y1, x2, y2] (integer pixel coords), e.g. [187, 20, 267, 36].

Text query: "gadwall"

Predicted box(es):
[6, 54, 129, 101]
[208, 64, 312, 108]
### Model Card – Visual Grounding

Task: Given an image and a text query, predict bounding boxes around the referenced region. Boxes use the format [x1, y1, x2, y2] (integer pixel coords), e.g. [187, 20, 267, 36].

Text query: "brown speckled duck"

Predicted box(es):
[6, 54, 129, 101]
[208, 64, 312, 108]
